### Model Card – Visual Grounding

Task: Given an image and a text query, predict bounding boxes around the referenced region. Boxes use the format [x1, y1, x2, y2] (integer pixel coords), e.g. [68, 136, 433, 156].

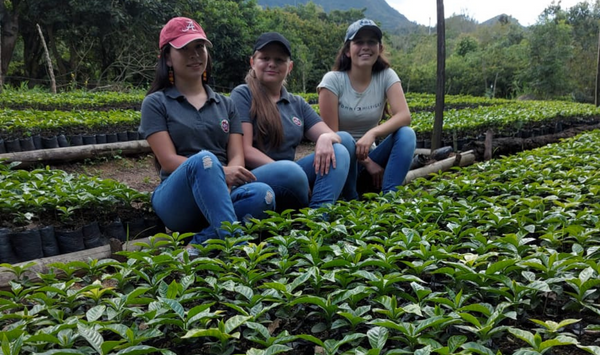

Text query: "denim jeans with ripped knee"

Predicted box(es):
[151, 151, 275, 245]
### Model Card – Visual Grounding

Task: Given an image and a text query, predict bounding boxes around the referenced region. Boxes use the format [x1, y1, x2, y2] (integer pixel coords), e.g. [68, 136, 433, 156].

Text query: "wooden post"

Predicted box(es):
[431, 0, 446, 151]
[484, 129, 493, 161]
[0, 24, 3, 93]
[596, 28, 600, 106]
[36, 24, 56, 94]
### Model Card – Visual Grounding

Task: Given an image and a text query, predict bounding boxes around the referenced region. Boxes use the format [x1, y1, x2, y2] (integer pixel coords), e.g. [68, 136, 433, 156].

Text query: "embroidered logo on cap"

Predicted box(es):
[221, 119, 230, 133]
[292, 117, 302, 126]
[182, 20, 198, 32]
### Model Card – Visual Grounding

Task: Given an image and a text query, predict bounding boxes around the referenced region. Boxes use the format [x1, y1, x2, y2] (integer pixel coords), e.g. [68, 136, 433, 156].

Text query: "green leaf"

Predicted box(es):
[159, 297, 185, 320]
[33, 350, 87, 355]
[234, 285, 254, 300]
[224, 315, 252, 334]
[86, 305, 106, 322]
[576, 344, 600, 355]
[448, 335, 467, 352]
[461, 341, 496, 355]
[115, 345, 175, 354]
[539, 336, 578, 351]
[77, 323, 104, 355]
[182, 328, 231, 340]
[414, 346, 431, 355]
[246, 344, 292, 355]
[367, 326, 388, 350]
[508, 328, 536, 346]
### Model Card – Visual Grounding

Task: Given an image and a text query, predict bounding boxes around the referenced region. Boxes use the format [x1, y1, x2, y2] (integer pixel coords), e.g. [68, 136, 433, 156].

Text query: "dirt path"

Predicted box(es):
[50, 142, 317, 193]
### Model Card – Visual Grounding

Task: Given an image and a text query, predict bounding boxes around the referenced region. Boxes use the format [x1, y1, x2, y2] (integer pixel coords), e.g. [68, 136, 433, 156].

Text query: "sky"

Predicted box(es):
[385, 0, 588, 26]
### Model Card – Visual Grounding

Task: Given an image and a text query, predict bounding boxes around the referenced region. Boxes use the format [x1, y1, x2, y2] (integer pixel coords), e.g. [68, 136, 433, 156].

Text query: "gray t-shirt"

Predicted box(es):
[317, 68, 400, 140]
[139, 86, 242, 181]
[230, 84, 321, 161]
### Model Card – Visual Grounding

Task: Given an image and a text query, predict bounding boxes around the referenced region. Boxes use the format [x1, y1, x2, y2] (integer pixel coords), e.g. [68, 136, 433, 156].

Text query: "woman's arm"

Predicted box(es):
[146, 131, 187, 174]
[317, 88, 340, 132]
[356, 82, 411, 161]
[227, 133, 246, 167]
[241, 122, 276, 169]
[305, 122, 341, 175]
[224, 133, 256, 187]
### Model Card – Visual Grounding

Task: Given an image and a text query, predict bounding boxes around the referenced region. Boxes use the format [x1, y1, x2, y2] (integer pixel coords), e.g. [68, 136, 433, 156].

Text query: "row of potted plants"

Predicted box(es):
[0, 162, 158, 262]
[0, 89, 508, 112]
[2, 99, 599, 150]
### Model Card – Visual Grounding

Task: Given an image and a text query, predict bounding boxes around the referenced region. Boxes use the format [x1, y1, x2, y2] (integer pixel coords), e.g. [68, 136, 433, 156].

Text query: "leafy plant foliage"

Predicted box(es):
[1, 130, 600, 354]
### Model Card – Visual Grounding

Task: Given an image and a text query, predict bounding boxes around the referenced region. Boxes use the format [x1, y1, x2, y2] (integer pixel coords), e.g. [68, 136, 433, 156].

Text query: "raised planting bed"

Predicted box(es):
[0, 163, 162, 263]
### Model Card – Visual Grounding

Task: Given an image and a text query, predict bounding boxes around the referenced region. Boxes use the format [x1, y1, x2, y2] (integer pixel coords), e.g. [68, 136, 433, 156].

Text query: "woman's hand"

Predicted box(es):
[223, 165, 256, 188]
[356, 131, 377, 161]
[314, 132, 338, 175]
[361, 157, 384, 190]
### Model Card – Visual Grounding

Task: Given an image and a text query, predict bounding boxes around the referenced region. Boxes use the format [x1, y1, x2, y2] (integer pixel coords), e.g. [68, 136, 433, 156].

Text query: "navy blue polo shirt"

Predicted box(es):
[139, 85, 242, 181]
[230, 84, 321, 161]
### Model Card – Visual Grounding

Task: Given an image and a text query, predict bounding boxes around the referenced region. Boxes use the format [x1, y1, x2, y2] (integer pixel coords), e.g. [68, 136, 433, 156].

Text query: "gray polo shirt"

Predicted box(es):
[230, 84, 321, 161]
[139, 85, 242, 181]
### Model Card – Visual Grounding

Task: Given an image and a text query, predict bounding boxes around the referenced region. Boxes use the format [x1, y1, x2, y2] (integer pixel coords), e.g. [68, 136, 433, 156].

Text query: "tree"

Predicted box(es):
[524, 15, 573, 98]
[0, 0, 20, 81]
[193, 0, 262, 91]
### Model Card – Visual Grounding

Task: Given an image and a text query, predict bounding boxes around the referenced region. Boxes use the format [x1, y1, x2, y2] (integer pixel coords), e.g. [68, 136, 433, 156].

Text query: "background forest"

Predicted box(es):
[1, 0, 599, 101]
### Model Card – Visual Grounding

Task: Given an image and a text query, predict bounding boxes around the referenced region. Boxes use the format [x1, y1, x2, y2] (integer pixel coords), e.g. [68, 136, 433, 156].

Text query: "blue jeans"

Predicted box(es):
[252, 137, 351, 210]
[342, 126, 416, 199]
[151, 151, 275, 245]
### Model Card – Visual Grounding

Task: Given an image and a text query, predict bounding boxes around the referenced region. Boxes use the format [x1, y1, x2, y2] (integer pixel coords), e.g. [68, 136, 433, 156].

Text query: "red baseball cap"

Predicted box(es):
[159, 17, 213, 49]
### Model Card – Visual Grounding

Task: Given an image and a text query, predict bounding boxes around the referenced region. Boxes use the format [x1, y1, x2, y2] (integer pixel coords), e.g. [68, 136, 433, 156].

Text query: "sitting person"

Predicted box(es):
[318, 19, 416, 199]
[139, 17, 275, 255]
[230, 32, 355, 211]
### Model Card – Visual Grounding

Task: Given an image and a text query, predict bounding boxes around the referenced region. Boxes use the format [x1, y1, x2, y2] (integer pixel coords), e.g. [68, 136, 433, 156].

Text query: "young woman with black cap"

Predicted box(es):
[318, 19, 416, 199]
[230, 32, 355, 212]
[139, 18, 275, 255]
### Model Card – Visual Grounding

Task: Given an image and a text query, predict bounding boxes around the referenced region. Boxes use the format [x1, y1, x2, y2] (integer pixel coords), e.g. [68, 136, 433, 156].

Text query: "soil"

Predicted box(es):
[49, 154, 161, 193]
[47, 142, 317, 193]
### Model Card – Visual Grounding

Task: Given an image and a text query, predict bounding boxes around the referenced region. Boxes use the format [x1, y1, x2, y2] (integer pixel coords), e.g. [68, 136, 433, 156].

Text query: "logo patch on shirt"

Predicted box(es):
[220, 119, 230, 133]
[292, 117, 302, 126]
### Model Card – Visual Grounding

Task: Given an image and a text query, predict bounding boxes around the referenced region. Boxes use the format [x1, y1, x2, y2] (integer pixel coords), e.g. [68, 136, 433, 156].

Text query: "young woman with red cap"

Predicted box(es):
[318, 19, 416, 199]
[139, 18, 275, 255]
[230, 32, 355, 213]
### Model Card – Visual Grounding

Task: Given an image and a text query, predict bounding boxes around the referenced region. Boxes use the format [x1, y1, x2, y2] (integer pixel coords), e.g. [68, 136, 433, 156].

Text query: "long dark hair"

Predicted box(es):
[332, 41, 390, 72]
[146, 45, 213, 172]
[147, 45, 213, 95]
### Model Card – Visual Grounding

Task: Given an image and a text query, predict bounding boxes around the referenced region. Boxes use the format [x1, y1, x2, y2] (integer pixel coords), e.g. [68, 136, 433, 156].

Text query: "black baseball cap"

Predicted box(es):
[253, 32, 292, 57]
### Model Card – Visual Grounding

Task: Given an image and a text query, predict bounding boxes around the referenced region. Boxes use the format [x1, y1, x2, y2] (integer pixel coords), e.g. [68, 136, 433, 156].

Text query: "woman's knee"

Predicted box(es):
[337, 131, 356, 160]
[253, 182, 276, 211]
[332, 143, 350, 172]
[264, 160, 308, 185]
[184, 151, 224, 176]
[233, 182, 276, 219]
[394, 126, 417, 150]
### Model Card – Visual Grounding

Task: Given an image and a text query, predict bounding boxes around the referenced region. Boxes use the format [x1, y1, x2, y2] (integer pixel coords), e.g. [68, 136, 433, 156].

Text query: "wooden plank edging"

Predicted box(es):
[0, 140, 151, 167]
[0, 237, 152, 287]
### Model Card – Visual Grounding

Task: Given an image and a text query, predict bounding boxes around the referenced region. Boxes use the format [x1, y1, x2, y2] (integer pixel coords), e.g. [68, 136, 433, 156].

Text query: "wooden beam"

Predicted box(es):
[0, 140, 151, 167]
[0, 236, 153, 287]
[404, 150, 475, 184]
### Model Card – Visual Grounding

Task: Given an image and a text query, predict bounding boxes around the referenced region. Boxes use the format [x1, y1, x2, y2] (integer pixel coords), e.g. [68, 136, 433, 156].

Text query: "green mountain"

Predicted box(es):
[256, 0, 419, 33]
